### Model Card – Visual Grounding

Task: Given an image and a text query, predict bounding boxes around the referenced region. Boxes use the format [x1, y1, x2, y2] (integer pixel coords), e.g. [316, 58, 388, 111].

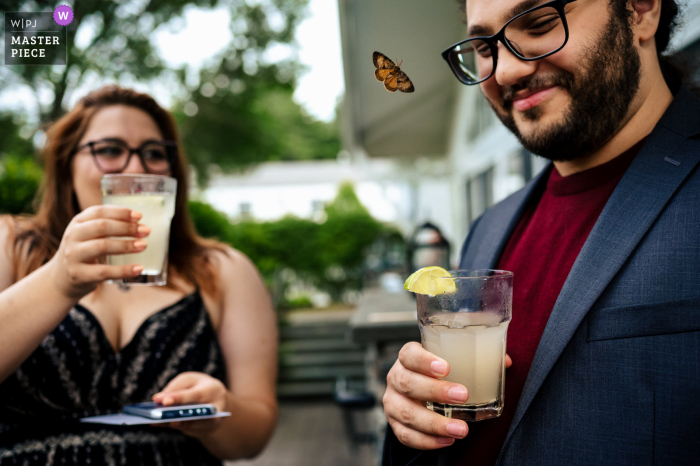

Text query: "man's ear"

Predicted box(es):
[629, 0, 662, 43]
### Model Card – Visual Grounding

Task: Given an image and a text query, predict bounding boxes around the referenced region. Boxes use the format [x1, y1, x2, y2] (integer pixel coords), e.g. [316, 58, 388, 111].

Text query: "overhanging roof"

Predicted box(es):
[338, 0, 467, 158]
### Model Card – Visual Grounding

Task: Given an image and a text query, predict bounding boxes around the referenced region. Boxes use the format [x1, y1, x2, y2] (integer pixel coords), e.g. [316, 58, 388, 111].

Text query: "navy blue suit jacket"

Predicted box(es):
[383, 87, 700, 466]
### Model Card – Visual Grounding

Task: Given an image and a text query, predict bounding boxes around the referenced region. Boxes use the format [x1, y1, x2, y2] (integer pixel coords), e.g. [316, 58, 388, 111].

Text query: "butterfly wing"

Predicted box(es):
[373, 52, 396, 82]
[395, 71, 415, 93]
[383, 72, 399, 93]
[375, 68, 393, 82]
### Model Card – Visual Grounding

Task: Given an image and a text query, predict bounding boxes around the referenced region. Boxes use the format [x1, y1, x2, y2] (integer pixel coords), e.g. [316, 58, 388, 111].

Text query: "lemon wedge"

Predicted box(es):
[404, 266, 457, 295]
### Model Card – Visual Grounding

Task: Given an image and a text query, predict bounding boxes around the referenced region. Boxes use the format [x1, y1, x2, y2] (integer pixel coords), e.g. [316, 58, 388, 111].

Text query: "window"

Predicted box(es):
[239, 202, 251, 219]
[466, 167, 494, 227]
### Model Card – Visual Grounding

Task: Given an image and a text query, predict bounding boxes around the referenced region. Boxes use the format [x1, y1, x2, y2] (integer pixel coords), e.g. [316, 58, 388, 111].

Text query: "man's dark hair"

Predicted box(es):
[457, 0, 699, 94]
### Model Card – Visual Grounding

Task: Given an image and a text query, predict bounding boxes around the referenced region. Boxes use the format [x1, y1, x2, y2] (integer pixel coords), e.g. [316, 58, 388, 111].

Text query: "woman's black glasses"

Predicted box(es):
[75, 138, 176, 174]
[442, 0, 577, 85]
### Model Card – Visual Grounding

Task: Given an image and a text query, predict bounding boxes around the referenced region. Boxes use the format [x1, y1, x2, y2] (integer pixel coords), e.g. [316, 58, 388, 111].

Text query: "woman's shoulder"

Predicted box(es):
[197, 244, 270, 327]
[206, 244, 260, 281]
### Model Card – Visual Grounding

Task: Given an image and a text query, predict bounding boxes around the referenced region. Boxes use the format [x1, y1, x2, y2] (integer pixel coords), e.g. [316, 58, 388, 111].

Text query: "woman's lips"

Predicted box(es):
[512, 86, 557, 112]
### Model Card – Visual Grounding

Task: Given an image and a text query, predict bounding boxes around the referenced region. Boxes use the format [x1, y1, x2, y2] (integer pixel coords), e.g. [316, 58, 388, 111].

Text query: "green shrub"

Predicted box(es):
[281, 295, 313, 310]
[0, 155, 43, 214]
[188, 200, 231, 241]
[188, 183, 403, 304]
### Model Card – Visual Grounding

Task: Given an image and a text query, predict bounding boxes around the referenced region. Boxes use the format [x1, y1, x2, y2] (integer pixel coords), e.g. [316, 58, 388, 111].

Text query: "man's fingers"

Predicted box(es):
[506, 354, 513, 368]
[388, 359, 468, 404]
[388, 420, 457, 450]
[384, 392, 468, 440]
[398, 342, 450, 377]
[75, 205, 142, 223]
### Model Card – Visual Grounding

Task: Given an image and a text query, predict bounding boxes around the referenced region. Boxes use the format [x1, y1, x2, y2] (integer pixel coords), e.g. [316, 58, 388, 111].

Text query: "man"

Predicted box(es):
[382, 0, 699, 464]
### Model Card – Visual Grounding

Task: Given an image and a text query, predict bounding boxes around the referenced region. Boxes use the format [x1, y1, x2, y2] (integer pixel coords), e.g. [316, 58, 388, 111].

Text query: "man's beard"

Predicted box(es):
[489, 10, 642, 162]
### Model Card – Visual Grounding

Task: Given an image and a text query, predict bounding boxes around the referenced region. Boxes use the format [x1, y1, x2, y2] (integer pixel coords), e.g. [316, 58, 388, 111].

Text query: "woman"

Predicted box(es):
[0, 86, 278, 464]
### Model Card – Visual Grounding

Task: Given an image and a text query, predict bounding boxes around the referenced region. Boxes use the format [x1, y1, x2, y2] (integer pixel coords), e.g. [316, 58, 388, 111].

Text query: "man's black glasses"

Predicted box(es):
[75, 138, 176, 174]
[442, 0, 577, 85]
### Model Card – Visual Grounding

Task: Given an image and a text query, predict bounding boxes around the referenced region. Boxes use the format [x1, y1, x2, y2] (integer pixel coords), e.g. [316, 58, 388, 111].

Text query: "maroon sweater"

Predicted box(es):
[456, 141, 643, 466]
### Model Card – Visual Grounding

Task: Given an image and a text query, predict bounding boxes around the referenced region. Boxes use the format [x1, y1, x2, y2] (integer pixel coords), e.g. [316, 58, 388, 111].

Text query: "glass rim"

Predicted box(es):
[100, 173, 178, 191]
[101, 173, 175, 180]
[436, 269, 513, 280]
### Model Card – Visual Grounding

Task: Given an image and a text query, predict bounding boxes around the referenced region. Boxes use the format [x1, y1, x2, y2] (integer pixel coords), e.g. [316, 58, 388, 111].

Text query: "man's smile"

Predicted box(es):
[512, 86, 558, 112]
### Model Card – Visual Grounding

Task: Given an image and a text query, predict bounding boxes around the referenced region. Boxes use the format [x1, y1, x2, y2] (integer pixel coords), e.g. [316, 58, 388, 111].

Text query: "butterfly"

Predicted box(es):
[373, 51, 415, 93]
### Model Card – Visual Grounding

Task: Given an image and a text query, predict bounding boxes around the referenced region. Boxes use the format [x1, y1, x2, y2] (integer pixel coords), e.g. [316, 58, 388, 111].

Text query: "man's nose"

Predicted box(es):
[494, 42, 538, 87]
[122, 151, 148, 174]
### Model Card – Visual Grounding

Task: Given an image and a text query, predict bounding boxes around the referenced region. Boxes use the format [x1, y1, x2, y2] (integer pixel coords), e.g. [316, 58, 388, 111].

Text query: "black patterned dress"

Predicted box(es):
[0, 291, 227, 465]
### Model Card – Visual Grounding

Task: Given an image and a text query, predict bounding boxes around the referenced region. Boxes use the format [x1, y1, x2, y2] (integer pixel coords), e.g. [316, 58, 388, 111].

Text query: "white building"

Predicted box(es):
[202, 158, 438, 234]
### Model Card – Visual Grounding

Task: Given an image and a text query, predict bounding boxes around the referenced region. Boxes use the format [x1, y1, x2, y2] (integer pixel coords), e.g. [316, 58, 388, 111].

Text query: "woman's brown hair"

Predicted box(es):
[11, 85, 226, 297]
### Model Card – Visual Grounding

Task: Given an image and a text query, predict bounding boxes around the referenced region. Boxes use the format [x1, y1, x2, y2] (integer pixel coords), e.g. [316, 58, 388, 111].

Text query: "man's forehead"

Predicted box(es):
[466, 0, 545, 36]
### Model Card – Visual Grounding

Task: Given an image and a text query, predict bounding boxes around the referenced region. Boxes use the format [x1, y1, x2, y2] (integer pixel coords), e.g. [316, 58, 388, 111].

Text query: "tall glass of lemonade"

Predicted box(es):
[101, 174, 177, 286]
[411, 269, 513, 421]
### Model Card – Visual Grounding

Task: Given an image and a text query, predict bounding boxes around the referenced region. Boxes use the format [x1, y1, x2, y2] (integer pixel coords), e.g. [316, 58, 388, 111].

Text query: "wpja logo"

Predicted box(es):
[4, 6, 72, 65]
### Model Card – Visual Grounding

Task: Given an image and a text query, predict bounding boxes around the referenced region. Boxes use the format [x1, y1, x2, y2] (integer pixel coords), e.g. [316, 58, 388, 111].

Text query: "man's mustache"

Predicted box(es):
[500, 73, 575, 108]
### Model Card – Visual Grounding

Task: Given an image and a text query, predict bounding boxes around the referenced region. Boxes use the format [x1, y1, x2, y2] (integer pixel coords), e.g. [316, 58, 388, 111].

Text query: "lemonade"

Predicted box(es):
[421, 313, 508, 409]
[103, 193, 175, 281]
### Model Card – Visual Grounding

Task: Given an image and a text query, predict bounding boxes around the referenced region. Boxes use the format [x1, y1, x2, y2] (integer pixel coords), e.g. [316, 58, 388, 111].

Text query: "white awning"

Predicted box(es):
[338, 0, 467, 158]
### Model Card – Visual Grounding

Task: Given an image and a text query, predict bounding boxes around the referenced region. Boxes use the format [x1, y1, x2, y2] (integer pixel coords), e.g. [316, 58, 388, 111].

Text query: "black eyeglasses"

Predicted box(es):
[442, 0, 577, 85]
[74, 138, 176, 174]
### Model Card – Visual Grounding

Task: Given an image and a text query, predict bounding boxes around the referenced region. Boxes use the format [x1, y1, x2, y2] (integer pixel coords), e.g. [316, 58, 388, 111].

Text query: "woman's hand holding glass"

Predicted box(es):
[383, 342, 513, 450]
[46, 205, 150, 300]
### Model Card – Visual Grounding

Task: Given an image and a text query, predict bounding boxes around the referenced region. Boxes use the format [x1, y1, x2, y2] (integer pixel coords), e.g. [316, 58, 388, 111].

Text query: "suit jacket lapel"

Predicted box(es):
[501, 88, 700, 456]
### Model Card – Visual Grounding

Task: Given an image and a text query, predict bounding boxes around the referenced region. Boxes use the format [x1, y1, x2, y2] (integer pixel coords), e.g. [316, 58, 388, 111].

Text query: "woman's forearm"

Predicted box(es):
[0, 263, 77, 384]
[198, 391, 278, 460]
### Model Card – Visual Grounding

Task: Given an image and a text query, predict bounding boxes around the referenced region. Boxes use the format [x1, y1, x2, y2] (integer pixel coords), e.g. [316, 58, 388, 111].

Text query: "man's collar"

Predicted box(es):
[656, 86, 700, 139]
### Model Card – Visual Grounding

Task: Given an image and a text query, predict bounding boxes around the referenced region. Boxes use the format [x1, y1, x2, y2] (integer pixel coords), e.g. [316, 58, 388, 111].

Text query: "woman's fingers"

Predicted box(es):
[71, 238, 147, 262]
[74, 205, 141, 223]
[506, 354, 513, 368]
[158, 389, 204, 407]
[71, 218, 150, 242]
[68, 264, 144, 283]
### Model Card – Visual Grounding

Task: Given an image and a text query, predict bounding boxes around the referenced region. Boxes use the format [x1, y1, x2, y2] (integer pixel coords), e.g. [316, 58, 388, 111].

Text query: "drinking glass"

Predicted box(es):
[101, 174, 177, 286]
[418, 269, 513, 421]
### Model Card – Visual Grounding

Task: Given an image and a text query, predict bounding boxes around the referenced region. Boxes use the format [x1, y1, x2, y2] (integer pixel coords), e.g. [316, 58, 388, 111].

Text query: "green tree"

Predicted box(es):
[1, 0, 340, 187]
[0, 114, 41, 214]
[1, 0, 305, 124]
[0, 114, 34, 160]
[174, 83, 340, 186]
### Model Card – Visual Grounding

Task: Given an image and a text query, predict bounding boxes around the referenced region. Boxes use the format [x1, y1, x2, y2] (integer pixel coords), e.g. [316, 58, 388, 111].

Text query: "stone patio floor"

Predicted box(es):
[228, 399, 377, 466]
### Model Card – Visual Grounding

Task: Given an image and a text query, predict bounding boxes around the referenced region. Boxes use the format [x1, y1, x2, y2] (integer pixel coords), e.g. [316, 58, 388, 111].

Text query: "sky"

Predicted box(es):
[152, 0, 345, 122]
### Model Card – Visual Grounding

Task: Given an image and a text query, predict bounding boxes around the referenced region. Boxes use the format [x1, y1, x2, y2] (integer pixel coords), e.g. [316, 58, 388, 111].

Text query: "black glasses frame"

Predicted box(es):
[441, 0, 577, 85]
[74, 138, 177, 174]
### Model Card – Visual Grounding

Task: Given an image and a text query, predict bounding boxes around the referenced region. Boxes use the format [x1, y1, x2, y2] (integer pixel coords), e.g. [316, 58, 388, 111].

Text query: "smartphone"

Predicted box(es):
[123, 402, 218, 420]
